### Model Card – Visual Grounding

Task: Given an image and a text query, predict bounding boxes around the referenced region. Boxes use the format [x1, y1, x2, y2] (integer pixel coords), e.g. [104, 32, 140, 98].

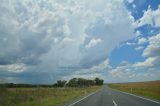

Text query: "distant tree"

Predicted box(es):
[77, 78, 85, 87]
[54, 77, 103, 87]
[53, 83, 58, 87]
[67, 78, 78, 87]
[67, 78, 96, 87]
[56, 80, 67, 87]
[94, 77, 104, 85]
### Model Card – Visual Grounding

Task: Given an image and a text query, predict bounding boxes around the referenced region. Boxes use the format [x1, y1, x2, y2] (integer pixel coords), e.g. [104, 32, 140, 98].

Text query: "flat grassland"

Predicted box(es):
[108, 81, 160, 101]
[0, 86, 101, 106]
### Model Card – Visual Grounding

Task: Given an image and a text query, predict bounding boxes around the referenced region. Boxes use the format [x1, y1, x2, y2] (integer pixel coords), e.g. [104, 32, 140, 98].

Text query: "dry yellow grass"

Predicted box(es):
[108, 81, 160, 100]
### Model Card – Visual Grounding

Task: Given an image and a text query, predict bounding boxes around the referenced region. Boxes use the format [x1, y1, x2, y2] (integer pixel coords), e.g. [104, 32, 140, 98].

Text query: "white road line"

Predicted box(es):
[68, 90, 99, 106]
[111, 88, 160, 104]
[112, 99, 118, 106]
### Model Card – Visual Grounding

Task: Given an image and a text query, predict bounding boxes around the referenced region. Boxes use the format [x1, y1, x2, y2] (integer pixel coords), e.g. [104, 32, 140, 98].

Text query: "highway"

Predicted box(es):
[67, 86, 160, 106]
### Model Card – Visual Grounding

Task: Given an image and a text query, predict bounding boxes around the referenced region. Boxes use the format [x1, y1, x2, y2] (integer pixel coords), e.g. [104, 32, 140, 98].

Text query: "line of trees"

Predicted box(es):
[0, 77, 103, 88]
[53, 77, 104, 87]
[0, 83, 54, 88]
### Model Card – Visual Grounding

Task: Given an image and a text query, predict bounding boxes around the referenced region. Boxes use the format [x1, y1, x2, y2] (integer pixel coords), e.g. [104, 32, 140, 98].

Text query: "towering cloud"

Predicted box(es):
[0, 0, 136, 83]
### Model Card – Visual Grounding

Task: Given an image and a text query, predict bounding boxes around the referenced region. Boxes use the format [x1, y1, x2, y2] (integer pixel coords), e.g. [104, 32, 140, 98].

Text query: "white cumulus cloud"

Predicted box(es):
[0, 0, 136, 83]
[135, 46, 144, 51]
[137, 5, 160, 27]
[138, 37, 147, 44]
[85, 38, 102, 49]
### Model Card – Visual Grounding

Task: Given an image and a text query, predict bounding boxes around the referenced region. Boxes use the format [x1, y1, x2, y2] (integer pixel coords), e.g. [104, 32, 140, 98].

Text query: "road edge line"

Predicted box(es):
[112, 99, 118, 106]
[68, 90, 100, 106]
[110, 88, 160, 104]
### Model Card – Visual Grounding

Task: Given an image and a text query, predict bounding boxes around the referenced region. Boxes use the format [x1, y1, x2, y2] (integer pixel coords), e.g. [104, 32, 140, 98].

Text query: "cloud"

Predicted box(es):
[106, 64, 160, 83]
[132, 4, 136, 9]
[134, 57, 159, 68]
[135, 46, 144, 51]
[63, 59, 111, 80]
[0, 0, 135, 83]
[106, 58, 160, 83]
[142, 34, 160, 57]
[105, 33, 160, 82]
[133, 34, 160, 68]
[85, 38, 102, 49]
[126, 42, 136, 46]
[135, 30, 141, 37]
[135, 34, 160, 68]
[125, 37, 147, 47]
[127, 0, 134, 4]
[138, 37, 147, 44]
[0, 63, 26, 73]
[134, 34, 160, 68]
[137, 5, 160, 27]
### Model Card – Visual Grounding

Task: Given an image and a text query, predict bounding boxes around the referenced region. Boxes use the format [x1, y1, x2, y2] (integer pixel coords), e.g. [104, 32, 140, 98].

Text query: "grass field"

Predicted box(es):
[108, 80, 160, 101]
[0, 86, 101, 106]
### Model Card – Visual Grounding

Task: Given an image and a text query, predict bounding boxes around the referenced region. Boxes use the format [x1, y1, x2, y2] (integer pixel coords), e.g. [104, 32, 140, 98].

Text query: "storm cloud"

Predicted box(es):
[0, 0, 136, 84]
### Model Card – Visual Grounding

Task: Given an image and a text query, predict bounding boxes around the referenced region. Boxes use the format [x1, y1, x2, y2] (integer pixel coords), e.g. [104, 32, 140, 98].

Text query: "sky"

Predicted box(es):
[0, 0, 160, 84]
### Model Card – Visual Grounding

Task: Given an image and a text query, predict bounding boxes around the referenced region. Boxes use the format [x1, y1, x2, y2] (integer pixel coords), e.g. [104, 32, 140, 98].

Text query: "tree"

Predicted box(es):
[94, 77, 104, 85]
[56, 80, 67, 87]
[67, 78, 78, 87]
[68, 78, 96, 87]
[54, 77, 104, 87]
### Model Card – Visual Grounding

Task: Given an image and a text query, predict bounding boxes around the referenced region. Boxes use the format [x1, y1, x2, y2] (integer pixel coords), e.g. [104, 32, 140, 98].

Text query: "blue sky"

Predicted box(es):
[110, 0, 160, 66]
[126, 0, 160, 19]
[0, 0, 160, 84]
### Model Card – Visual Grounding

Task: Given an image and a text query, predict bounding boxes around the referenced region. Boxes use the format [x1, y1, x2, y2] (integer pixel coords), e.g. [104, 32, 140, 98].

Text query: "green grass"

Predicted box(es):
[108, 81, 160, 101]
[0, 86, 101, 106]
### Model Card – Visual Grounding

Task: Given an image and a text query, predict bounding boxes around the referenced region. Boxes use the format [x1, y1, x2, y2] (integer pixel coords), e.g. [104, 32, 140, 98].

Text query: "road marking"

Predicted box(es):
[112, 99, 117, 106]
[68, 90, 99, 106]
[111, 88, 160, 104]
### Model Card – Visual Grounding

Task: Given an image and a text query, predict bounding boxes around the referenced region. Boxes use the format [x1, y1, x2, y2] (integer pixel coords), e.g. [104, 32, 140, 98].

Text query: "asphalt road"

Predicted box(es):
[68, 86, 160, 106]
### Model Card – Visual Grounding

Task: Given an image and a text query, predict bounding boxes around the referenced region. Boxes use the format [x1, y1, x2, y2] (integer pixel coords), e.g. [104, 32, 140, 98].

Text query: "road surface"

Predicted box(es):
[68, 86, 160, 106]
